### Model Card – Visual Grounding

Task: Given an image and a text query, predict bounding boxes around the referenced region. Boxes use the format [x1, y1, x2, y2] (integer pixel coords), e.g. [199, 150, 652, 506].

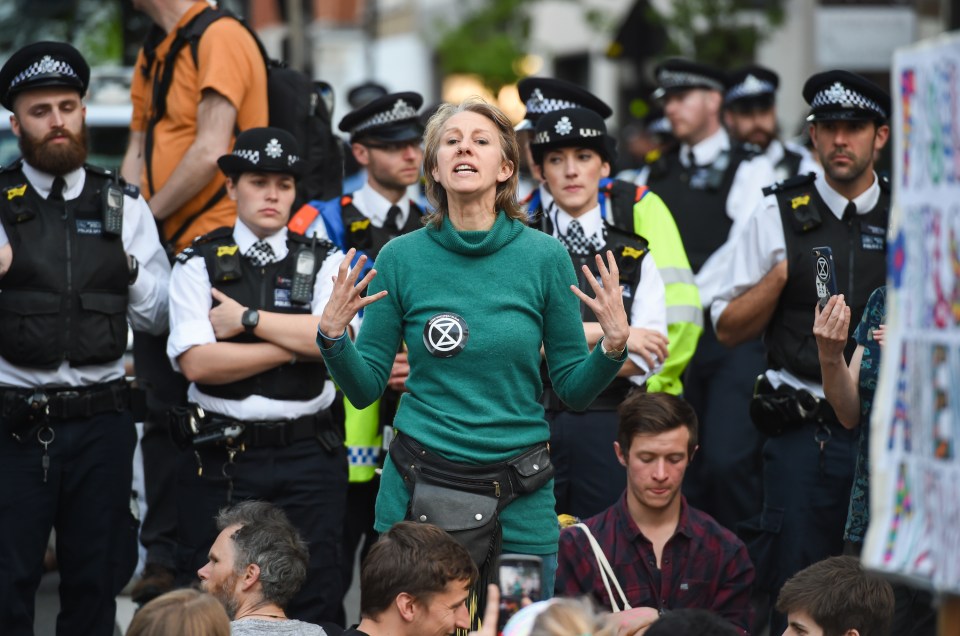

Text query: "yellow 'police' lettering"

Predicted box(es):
[791, 195, 810, 209]
[621, 246, 645, 259]
[351, 219, 371, 232]
[216, 245, 239, 257]
[6, 184, 27, 200]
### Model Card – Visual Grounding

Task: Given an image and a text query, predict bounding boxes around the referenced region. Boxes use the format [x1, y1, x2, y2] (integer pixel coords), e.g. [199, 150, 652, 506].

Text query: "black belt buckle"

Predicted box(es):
[250, 420, 288, 447]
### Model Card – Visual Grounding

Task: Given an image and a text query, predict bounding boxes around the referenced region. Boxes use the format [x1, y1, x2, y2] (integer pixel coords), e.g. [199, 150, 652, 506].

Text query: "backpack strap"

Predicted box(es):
[574, 524, 632, 612]
[600, 178, 648, 233]
[288, 202, 321, 236]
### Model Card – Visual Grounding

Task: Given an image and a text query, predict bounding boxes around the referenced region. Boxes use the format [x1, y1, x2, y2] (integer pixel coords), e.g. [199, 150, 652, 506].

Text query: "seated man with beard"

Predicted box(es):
[0, 41, 170, 635]
[198, 500, 327, 635]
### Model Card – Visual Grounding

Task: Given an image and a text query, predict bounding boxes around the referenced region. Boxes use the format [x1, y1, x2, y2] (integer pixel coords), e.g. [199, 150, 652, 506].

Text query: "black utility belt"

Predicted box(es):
[540, 386, 629, 412]
[1, 380, 130, 422]
[389, 431, 554, 569]
[749, 374, 838, 437]
[170, 405, 341, 451]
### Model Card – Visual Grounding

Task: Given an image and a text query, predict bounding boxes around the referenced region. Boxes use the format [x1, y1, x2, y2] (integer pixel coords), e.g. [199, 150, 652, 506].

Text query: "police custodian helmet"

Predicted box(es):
[0, 41, 90, 111]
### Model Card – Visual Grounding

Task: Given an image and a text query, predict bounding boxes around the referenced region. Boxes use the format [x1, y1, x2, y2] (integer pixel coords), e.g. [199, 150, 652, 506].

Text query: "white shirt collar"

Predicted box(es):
[814, 172, 881, 220]
[680, 128, 729, 168]
[553, 203, 603, 239]
[234, 219, 289, 261]
[353, 182, 410, 228]
[538, 182, 555, 212]
[21, 162, 85, 200]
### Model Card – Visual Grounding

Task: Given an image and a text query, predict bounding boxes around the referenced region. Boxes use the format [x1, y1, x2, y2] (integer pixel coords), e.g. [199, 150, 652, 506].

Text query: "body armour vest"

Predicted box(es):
[0, 164, 129, 369]
[184, 227, 334, 401]
[535, 212, 650, 401]
[765, 174, 889, 381]
[341, 197, 422, 260]
[645, 145, 750, 273]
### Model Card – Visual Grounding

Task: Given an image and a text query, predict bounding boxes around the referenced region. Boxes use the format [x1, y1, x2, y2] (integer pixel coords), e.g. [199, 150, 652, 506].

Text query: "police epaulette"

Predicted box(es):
[0, 158, 23, 174]
[191, 226, 235, 245]
[878, 174, 890, 193]
[84, 164, 114, 178]
[762, 171, 817, 197]
[289, 230, 337, 257]
[121, 180, 140, 199]
[175, 245, 197, 264]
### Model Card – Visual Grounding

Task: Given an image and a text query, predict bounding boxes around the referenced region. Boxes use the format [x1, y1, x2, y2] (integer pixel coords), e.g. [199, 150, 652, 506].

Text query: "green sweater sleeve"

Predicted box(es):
[542, 240, 627, 410]
[633, 192, 703, 395]
[318, 247, 403, 409]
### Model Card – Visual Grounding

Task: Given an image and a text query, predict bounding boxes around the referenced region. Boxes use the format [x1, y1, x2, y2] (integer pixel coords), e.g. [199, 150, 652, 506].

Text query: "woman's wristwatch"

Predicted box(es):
[600, 336, 626, 360]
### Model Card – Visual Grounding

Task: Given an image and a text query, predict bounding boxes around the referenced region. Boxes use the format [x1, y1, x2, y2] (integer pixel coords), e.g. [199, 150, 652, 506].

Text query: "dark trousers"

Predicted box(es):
[549, 409, 625, 519]
[341, 478, 379, 623]
[175, 436, 348, 624]
[681, 325, 767, 531]
[747, 419, 857, 634]
[133, 330, 188, 571]
[0, 410, 138, 636]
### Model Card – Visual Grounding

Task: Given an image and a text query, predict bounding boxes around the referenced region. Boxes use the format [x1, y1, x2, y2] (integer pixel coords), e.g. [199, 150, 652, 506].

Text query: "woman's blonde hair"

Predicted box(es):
[126, 589, 230, 636]
[421, 97, 524, 227]
[529, 597, 614, 636]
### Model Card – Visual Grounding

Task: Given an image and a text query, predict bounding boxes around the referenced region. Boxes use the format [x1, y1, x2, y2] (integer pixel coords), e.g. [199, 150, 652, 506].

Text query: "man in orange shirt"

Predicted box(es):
[120, 0, 267, 607]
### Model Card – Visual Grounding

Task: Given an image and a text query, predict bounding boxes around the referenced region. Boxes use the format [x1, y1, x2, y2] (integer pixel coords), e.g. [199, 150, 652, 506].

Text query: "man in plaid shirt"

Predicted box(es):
[554, 392, 754, 634]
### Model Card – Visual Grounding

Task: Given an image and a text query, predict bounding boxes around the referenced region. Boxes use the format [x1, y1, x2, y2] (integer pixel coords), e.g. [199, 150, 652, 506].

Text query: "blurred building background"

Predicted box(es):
[0, 0, 956, 151]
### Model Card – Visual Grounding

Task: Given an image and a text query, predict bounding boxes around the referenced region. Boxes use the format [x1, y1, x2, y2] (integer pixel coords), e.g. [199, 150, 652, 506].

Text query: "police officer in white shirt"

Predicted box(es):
[710, 70, 891, 634]
[166, 127, 355, 624]
[639, 58, 776, 533]
[530, 107, 668, 518]
[0, 41, 170, 636]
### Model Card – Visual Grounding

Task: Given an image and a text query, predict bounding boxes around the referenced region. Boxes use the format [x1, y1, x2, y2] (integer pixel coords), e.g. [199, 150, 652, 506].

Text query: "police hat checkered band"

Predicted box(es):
[9, 55, 79, 91]
[726, 74, 776, 101]
[233, 149, 260, 164]
[657, 69, 724, 92]
[351, 98, 419, 134]
[811, 81, 887, 119]
[525, 88, 583, 116]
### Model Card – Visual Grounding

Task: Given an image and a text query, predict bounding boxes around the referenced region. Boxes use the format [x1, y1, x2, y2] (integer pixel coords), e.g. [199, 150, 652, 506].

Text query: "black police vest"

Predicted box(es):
[185, 227, 334, 401]
[536, 212, 649, 402]
[0, 164, 129, 369]
[645, 145, 751, 273]
[776, 147, 804, 181]
[341, 196, 423, 260]
[764, 175, 889, 381]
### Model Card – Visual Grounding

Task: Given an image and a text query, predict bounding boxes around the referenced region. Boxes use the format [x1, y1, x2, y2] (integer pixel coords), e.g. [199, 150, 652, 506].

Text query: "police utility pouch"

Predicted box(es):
[101, 179, 124, 237]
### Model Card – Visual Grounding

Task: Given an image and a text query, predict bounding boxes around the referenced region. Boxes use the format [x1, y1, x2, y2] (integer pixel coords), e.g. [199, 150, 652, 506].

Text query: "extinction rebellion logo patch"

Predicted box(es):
[423, 313, 469, 358]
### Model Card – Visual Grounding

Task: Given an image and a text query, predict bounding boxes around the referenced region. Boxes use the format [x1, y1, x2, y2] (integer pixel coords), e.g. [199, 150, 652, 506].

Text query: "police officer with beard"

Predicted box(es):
[0, 42, 170, 635]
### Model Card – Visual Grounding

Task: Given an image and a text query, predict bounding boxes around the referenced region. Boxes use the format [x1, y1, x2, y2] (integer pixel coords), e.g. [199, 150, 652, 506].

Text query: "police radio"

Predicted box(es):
[290, 241, 317, 305]
[102, 176, 124, 237]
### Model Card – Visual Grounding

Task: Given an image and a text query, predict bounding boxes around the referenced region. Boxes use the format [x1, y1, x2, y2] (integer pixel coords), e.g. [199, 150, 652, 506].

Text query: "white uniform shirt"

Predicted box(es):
[548, 202, 668, 385]
[0, 162, 170, 388]
[304, 182, 415, 240]
[167, 220, 357, 420]
[709, 172, 882, 396]
[635, 128, 777, 308]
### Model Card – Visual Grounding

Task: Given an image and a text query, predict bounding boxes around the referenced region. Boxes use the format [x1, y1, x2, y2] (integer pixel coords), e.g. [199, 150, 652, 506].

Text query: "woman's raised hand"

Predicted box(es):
[318, 249, 388, 339]
[570, 251, 630, 352]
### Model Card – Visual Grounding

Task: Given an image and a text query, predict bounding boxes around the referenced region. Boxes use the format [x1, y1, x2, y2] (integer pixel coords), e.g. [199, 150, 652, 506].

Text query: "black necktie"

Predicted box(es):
[686, 148, 698, 169]
[385, 205, 402, 233]
[843, 201, 856, 222]
[48, 176, 66, 202]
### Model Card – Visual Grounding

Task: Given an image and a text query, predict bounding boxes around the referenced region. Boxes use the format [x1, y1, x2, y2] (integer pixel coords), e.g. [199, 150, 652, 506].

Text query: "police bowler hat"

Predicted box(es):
[653, 58, 726, 101]
[725, 64, 779, 111]
[803, 70, 890, 122]
[0, 41, 90, 111]
[218, 127, 304, 178]
[516, 77, 613, 131]
[530, 108, 617, 165]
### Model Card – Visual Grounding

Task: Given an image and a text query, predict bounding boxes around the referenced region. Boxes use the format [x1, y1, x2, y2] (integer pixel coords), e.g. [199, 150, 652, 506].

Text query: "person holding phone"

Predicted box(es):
[317, 97, 630, 601]
[166, 127, 354, 624]
[709, 70, 891, 633]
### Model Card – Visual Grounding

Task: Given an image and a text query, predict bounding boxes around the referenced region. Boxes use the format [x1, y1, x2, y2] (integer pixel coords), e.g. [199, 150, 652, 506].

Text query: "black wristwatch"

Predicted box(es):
[127, 254, 139, 286]
[241, 309, 260, 334]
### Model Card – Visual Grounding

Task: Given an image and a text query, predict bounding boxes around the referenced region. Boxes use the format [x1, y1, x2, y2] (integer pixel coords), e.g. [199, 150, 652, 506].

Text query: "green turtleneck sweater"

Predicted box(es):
[320, 211, 625, 554]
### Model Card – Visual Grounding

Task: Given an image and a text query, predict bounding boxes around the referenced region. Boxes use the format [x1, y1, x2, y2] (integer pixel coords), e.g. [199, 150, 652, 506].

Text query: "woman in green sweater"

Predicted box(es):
[317, 98, 630, 594]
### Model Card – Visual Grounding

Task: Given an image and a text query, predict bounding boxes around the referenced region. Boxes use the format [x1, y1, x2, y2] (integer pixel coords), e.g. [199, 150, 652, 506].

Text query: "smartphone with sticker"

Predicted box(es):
[812, 246, 838, 309]
[498, 554, 543, 630]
